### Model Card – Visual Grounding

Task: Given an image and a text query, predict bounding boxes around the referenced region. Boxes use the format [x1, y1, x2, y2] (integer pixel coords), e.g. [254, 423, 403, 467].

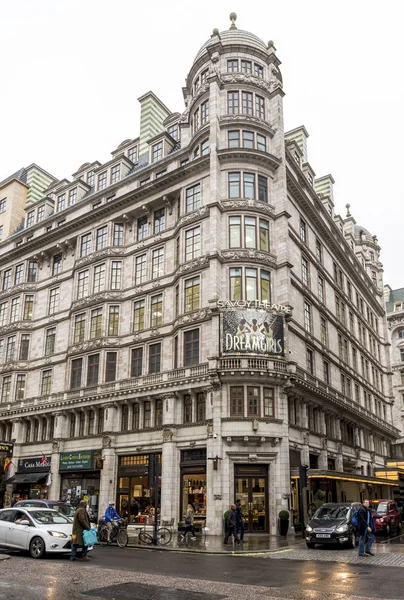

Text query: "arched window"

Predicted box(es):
[398, 330, 404, 339]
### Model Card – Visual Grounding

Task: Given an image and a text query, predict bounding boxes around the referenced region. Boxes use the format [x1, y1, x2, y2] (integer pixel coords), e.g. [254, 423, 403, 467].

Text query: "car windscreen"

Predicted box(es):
[53, 505, 75, 517]
[372, 502, 388, 514]
[29, 511, 71, 524]
[313, 506, 349, 520]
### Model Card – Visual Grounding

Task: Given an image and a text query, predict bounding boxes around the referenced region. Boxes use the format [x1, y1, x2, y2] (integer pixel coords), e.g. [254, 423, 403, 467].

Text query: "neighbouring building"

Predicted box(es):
[0, 14, 398, 533]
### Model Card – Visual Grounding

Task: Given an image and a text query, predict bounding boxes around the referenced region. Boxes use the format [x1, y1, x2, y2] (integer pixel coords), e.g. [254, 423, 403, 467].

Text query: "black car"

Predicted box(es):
[305, 502, 362, 549]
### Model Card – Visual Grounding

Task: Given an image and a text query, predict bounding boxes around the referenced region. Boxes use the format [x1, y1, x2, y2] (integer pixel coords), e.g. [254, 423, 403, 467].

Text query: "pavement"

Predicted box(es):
[0, 553, 10, 560]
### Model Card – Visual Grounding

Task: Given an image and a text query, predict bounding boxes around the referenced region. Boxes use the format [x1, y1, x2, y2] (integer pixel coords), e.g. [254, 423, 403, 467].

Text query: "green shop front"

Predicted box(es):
[59, 450, 102, 518]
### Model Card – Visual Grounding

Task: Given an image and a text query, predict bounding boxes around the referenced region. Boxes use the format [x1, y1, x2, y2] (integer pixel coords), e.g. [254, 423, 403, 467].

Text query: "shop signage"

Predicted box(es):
[59, 450, 102, 471]
[18, 456, 51, 473]
[220, 308, 285, 356]
[0, 442, 13, 456]
[217, 300, 291, 313]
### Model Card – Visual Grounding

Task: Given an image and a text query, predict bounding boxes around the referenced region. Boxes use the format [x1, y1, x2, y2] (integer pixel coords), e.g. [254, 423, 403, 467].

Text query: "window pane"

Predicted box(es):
[229, 216, 241, 248]
[228, 131, 240, 148]
[244, 217, 256, 248]
[247, 386, 260, 416]
[230, 268, 242, 301]
[246, 268, 257, 301]
[259, 220, 269, 252]
[243, 173, 255, 199]
[228, 173, 240, 198]
[230, 386, 244, 416]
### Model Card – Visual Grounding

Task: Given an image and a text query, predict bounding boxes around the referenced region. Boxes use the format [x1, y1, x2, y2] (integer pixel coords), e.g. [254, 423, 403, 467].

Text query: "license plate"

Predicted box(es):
[316, 533, 331, 538]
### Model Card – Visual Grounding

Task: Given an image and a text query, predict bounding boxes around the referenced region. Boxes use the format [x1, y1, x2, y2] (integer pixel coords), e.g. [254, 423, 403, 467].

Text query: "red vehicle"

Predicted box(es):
[370, 500, 401, 535]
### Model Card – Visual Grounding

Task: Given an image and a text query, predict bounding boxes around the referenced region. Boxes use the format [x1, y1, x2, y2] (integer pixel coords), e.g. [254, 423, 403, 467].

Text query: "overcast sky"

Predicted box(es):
[1, 1, 403, 288]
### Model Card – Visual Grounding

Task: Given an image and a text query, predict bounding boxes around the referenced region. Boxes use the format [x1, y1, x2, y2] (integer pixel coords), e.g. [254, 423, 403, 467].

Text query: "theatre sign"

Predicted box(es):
[219, 300, 288, 357]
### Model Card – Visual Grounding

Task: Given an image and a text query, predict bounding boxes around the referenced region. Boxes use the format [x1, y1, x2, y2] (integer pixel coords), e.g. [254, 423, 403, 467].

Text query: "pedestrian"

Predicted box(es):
[181, 503, 197, 541]
[235, 499, 245, 542]
[224, 504, 239, 544]
[70, 500, 92, 562]
[130, 497, 140, 523]
[10, 495, 18, 507]
[357, 499, 376, 557]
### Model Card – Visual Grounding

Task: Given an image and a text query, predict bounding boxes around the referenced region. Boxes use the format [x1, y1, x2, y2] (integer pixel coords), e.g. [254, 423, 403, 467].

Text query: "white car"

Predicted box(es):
[0, 507, 73, 558]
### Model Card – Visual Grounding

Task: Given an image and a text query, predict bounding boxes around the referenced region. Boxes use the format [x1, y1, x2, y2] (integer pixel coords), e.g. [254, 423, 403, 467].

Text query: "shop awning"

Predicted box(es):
[307, 469, 397, 487]
[6, 472, 48, 484]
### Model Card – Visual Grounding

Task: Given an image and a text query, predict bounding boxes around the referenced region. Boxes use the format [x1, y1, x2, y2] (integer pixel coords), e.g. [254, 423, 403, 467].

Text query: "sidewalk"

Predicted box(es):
[127, 526, 305, 554]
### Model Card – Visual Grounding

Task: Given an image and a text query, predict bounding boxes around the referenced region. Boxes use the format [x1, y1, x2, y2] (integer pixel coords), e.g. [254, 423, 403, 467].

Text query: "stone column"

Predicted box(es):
[99, 435, 116, 517]
[318, 437, 328, 470]
[206, 382, 223, 535]
[84, 410, 90, 436]
[103, 403, 119, 432]
[49, 439, 61, 501]
[11, 418, 24, 444]
[37, 417, 44, 442]
[160, 393, 178, 522]
[53, 412, 68, 439]
[336, 441, 344, 472]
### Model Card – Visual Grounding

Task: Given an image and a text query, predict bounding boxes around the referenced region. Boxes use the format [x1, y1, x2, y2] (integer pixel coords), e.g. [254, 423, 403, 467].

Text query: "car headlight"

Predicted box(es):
[305, 525, 313, 532]
[47, 531, 68, 538]
[336, 525, 348, 533]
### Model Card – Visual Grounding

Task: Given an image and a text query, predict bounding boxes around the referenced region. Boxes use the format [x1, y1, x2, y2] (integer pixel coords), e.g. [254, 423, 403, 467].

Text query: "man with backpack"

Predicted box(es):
[356, 499, 376, 557]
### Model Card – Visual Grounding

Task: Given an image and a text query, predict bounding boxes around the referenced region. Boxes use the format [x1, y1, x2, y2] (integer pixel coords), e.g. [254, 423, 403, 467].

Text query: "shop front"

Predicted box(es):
[117, 453, 161, 521]
[234, 464, 268, 533]
[0, 442, 14, 508]
[180, 449, 207, 527]
[59, 450, 102, 517]
[7, 455, 51, 501]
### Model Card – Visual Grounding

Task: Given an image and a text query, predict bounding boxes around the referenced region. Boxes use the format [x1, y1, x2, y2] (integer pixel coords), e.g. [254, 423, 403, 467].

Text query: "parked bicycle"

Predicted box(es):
[98, 518, 128, 548]
[138, 525, 172, 546]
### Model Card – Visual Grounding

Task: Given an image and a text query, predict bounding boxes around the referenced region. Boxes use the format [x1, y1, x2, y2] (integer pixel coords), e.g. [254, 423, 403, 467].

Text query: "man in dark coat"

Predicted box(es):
[224, 504, 239, 544]
[71, 500, 91, 561]
[235, 499, 245, 542]
[357, 499, 376, 557]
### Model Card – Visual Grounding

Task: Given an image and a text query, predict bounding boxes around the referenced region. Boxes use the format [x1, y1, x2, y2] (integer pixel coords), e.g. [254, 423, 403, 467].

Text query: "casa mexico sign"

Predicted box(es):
[18, 456, 51, 473]
[219, 300, 289, 357]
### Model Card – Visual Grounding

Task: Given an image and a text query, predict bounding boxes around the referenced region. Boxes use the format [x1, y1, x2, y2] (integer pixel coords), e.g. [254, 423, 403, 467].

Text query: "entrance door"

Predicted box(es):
[234, 466, 268, 532]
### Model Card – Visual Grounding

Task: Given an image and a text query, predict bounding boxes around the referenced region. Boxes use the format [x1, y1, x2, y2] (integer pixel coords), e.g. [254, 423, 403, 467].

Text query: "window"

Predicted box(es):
[304, 301, 312, 332]
[306, 348, 314, 374]
[111, 164, 120, 183]
[27, 211, 35, 227]
[113, 223, 124, 246]
[193, 108, 200, 132]
[98, 171, 107, 190]
[315, 239, 322, 262]
[242, 131, 254, 149]
[257, 134, 266, 152]
[71, 358, 83, 389]
[186, 184, 201, 213]
[3, 269, 11, 290]
[264, 388, 274, 417]
[78, 271, 89, 299]
[1, 376, 11, 402]
[45, 327, 56, 356]
[230, 386, 244, 416]
[154, 209, 165, 234]
[93, 263, 106, 293]
[0, 198, 6, 213]
[247, 386, 260, 416]
[52, 254, 62, 276]
[73, 313, 86, 344]
[167, 123, 179, 140]
[15, 264, 24, 285]
[320, 316, 327, 346]
[242, 92, 253, 115]
[10, 297, 20, 322]
[184, 329, 199, 366]
[318, 276, 324, 303]
[185, 226, 201, 260]
[41, 370, 52, 395]
[68, 188, 77, 206]
[230, 267, 242, 301]
[185, 277, 200, 312]
[255, 95, 265, 119]
[242, 173, 254, 198]
[183, 394, 192, 423]
[23, 295, 34, 320]
[131, 347, 143, 377]
[108, 306, 119, 336]
[258, 176, 268, 202]
[81, 233, 92, 257]
[96, 226, 108, 250]
[6, 336, 16, 362]
[90, 308, 102, 338]
[196, 392, 206, 421]
[227, 59, 238, 72]
[227, 91, 239, 114]
[152, 248, 164, 279]
[229, 267, 270, 302]
[301, 256, 309, 286]
[111, 261, 122, 290]
[201, 139, 209, 156]
[241, 60, 252, 73]
[399, 330, 404, 339]
[137, 216, 148, 241]
[135, 254, 147, 284]
[228, 131, 240, 148]
[201, 100, 209, 125]
[87, 171, 95, 187]
[323, 360, 330, 384]
[300, 219, 307, 242]
[128, 146, 138, 164]
[87, 354, 100, 386]
[254, 63, 264, 78]
[27, 261, 37, 283]
[152, 142, 163, 163]
[134, 300, 145, 331]
[151, 294, 163, 327]
[149, 343, 161, 373]
[103, 352, 117, 383]
[228, 172, 241, 198]
[37, 205, 45, 222]
[144, 400, 151, 427]
[0, 303, 6, 326]
[16, 374, 26, 400]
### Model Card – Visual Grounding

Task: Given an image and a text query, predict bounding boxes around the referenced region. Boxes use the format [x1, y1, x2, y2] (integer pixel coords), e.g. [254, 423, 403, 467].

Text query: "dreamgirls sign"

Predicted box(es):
[219, 301, 287, 356]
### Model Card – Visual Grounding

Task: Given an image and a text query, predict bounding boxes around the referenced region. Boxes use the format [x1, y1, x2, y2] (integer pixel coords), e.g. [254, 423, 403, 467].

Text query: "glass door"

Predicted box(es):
[235, 473, 267, 532]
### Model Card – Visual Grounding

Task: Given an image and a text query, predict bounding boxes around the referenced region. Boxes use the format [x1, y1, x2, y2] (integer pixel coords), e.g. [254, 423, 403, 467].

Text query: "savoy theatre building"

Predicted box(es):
[0, 15, 397, 533]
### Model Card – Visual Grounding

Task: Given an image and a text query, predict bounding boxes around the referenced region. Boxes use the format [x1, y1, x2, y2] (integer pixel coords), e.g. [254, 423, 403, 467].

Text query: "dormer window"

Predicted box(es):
[37, 205, 45, 222]
[87, 171, 95, 187]
[152, 142, 163, 163]
[294, 151, 300, 165]
[167, 124, 178, 141]
[128, 146, 138, 164]
[394, 302, 403, 312]
[98, 171, 107, 190]
[68, 187, 77, 206]
[27, 211, 35, 228]
[111, 164, 121, 184]
[57, 194, 66, 211]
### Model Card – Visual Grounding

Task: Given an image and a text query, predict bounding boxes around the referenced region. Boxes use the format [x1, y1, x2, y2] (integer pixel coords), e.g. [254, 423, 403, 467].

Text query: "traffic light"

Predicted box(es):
[299, 464, 308, 488]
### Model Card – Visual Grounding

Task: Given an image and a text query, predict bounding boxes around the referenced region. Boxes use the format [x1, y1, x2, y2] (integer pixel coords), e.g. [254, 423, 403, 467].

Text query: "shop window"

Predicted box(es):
[230, 386, 244, 416]
[182, 472, 206, 523]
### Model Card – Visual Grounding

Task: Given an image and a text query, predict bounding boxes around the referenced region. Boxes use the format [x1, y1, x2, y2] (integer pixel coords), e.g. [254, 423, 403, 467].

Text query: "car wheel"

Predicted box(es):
[29, 536, 45, 559]
[348, 532, 356, 549]
[306, 542, 316, 548]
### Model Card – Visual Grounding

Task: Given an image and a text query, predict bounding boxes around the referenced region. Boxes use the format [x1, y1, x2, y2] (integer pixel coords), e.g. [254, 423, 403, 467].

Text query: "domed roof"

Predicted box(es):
[117, 139, 133, 150]
[77, 162, 90, 172]
[354, 224, 374, 243]
[195, 28, 268, 62]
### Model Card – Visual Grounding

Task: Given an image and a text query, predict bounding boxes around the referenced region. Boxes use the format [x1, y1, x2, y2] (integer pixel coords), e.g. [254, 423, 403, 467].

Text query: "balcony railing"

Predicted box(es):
[218, 356, 287, 373]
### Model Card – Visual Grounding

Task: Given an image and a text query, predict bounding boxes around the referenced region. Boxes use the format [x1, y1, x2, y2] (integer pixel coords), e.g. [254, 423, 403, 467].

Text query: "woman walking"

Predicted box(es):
[181, 503, 197, 541]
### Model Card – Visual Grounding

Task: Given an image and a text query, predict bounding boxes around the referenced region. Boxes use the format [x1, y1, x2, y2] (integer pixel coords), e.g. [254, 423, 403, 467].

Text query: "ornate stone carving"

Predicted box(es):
[0, 321, 34, 335]
[177, 308, 212, 325]
[162, 427, 173, 443]
[52, 439, 60, 453]
[221, 72, 282, 93]
[75, 247, 123, 268]
[337, 442, 343, 454]
[71, 292, 123, 311]
[178, 256, 209, 274]
[370, 451, 375, 462]
[149, 328, 160, 338]
[222, 249, 276, 265]
[322, 437, 328, 450]
[220, 199, 275, 215]
[102, 434, 111, 448]
[0, 283, 37, 300]
[209, 377, 221, 391]
[68, 337, 119, 356]
[213, 494, 222, 501]
[303, 432, 309, 445]
[179, 206, 209, 227]
[355, 447, 361, 458]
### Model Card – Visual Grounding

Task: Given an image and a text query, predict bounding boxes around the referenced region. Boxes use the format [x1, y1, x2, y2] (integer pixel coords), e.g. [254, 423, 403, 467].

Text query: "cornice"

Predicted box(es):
[217, 147, 281, 172]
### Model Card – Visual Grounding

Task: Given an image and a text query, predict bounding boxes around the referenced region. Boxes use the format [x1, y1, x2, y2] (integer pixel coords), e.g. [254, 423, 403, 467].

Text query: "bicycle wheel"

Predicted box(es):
[117, 529, 128, 548]
[156, 527, 172, 546]
[99, 528, 108, 547]
[138, 531, 153, 545]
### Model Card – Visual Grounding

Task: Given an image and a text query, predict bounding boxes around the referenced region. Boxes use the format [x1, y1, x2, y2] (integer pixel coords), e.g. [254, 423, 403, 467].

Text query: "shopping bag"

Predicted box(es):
[83, 528, 98, 546]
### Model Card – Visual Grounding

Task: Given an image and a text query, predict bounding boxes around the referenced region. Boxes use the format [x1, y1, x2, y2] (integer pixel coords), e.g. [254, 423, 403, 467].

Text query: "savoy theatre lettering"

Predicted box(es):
[220, 303, 286, 357]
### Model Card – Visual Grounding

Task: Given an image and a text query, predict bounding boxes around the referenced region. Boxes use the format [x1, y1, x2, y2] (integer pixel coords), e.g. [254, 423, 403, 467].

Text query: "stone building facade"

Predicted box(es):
[0, 16, 398, 534]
